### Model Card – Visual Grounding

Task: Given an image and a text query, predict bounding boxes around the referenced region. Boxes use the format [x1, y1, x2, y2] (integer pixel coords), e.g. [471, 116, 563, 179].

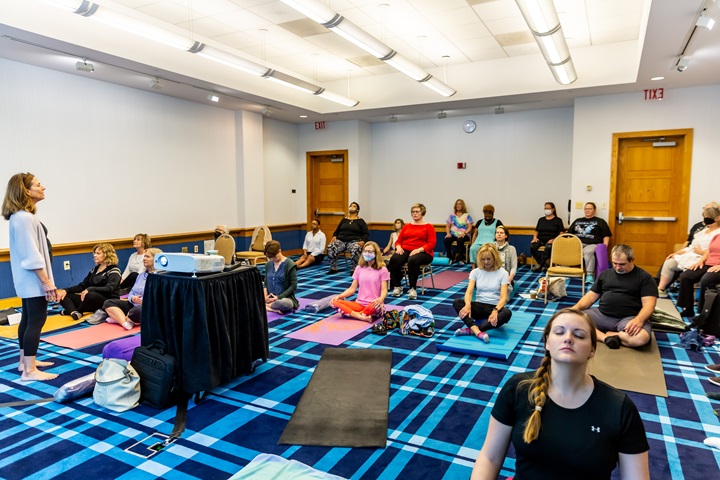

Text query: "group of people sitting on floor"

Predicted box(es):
[56, 234, 160, 331]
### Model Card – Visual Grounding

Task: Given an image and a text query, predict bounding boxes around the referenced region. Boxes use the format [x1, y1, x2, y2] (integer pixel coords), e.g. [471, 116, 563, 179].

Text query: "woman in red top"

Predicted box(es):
[388, 203, 436, 300]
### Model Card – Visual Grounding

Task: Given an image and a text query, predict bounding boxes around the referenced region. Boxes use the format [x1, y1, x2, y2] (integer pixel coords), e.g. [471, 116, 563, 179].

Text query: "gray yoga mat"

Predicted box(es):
[588, 332, 668, 397]
[279, 347, 392, 448]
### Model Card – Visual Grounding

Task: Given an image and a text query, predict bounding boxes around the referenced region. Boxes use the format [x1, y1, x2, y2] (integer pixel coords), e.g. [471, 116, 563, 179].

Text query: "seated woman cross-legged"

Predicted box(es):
[263, 240, 299, 314]
[86, 248, 162, 329]
[330, 241, 389, 322]
[677, 232, 720, 318]
[471, 308, 650, 480]
[388, 203, 436, 300]
[57, 243, 122, 320]
[120, 233, 151, 291]
[452, 243, 512, 343]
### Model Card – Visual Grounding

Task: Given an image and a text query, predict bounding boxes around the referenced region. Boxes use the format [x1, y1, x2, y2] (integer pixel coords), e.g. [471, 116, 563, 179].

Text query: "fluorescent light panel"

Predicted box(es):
[315, 90, 359, 107]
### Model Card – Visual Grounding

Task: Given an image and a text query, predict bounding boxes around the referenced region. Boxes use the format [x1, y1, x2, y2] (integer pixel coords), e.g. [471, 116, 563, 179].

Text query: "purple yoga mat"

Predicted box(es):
[266, 297, 315, 322]
[286, 305, 405, 346]
[595, 244, 609, 275]
[428, 270, 469, 290]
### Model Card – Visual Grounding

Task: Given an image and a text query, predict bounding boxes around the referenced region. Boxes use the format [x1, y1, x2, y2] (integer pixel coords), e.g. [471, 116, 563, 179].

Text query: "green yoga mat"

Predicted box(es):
[279, 348, 392, 448]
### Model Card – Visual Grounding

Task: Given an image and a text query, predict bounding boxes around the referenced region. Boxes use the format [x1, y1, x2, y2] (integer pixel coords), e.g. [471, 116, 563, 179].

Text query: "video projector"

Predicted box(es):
[154, 252, 225, 275]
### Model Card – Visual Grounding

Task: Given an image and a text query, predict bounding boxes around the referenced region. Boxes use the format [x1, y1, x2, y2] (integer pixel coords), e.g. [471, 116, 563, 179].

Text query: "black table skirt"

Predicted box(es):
[141, 266, 268, 393]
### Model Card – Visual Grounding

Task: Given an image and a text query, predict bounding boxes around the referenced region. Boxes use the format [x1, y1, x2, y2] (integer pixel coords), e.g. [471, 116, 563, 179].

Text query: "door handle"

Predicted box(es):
[617, 212, 677, 225]
[315, 209, 345, 216]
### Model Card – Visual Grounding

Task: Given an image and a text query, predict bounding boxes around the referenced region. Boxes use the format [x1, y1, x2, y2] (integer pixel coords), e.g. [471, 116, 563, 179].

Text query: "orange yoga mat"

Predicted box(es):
[42, 322, 140, 349]
[0, 315, 79, 340]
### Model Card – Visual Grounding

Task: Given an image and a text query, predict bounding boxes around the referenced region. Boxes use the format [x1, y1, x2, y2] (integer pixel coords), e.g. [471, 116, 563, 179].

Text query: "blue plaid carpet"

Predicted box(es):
[1, 262, 719, 479]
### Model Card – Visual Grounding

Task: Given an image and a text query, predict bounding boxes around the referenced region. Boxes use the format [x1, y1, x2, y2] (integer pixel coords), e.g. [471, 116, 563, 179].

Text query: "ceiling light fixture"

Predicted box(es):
[75, 59, 94, 72]
[280, 0, 456, 97]
[515, 0, 577, 85]
[150, 77, 162, 90]
[697, 9, 715, 30]
[676, 56, 690, 72]
[389, 115, 398, 122]
[207, 93, 219, 102]
[43, 0, 358, 107]
[495, 106, 505, 114]
[437, 111, 447, 119]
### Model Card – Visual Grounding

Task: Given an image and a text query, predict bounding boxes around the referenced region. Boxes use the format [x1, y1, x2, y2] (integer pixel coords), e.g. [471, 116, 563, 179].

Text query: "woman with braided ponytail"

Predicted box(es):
[471, 308, 649, 479]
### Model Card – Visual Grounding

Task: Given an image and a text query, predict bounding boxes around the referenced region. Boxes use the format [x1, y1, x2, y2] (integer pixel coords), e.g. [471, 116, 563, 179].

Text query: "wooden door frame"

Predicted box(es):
[306, 149, 349, 225]
[608, 128, 694, 249]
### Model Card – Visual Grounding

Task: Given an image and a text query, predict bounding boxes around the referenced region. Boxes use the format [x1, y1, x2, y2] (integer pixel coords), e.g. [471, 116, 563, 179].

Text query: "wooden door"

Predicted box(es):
[306, 150, 349, 243]
[609, 129, 693, 273]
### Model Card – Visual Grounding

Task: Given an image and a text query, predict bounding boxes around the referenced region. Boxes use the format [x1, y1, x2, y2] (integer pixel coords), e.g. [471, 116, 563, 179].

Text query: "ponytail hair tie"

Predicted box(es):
[534, 405, 542, 412]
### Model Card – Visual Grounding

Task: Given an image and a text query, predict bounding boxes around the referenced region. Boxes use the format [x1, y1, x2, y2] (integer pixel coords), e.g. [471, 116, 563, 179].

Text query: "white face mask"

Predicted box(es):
[544, 209, 553, 216]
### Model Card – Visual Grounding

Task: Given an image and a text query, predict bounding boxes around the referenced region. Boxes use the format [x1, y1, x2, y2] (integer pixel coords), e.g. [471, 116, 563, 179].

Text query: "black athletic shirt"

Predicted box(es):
[534, 216, 565, 243]
[591, 266, 658, 318]
[492, 372, 649, 480]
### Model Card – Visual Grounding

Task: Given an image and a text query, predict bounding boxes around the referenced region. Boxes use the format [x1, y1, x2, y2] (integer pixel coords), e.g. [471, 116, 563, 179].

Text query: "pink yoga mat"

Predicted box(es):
[267, 297, 315, 323]
[286, 306, 404, 346]
[429, 270, 469, 290]
[42, 323, 140, 349]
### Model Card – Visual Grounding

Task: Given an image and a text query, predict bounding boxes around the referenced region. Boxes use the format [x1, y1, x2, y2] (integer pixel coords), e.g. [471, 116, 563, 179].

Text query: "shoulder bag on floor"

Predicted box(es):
[93, 358, 141, 412]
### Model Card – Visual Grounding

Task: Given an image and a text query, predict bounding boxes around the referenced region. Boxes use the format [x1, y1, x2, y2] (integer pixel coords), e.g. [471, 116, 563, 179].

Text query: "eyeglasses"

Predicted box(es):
[411, 210, 422, 214]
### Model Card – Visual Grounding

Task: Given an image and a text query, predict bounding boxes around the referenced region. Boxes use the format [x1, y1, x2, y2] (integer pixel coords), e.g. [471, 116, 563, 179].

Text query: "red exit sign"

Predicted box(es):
[643, 88, 664, 101]
[314, 121, 327, 130]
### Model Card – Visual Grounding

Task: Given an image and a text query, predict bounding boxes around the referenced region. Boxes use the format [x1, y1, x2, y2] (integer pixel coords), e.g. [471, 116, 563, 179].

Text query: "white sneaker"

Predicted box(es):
[408, 288, 417, 300]
[392, 287, 402, 297]
[86, 309, 108, 325]
[121, 320, 135, 331]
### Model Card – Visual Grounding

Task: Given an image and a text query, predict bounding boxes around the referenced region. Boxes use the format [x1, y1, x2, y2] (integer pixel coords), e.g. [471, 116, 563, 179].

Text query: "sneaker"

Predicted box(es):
[408, 288, 417, 300]
[477, 331, 490, 343]
[658, 288, 668, 298]
[604, 335, 621, 349]
[391, 287, 402, 297]
[70, 311, 83, 321]
[709, 377, 720, 387]
[585, 274, 594, 284]
[705, 364, 720, 374]
[454, 327, 472, 336]
[86, 309, 108, 325]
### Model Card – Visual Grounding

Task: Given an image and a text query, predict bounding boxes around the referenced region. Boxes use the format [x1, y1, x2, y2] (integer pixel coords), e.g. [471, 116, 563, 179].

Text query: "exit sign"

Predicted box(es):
[314, 121, 326, 130]
[643, 88, 664, 101]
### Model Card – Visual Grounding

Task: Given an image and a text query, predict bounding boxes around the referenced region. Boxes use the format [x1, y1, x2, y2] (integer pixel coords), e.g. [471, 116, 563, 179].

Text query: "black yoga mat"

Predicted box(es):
[279, 347, 392, 448]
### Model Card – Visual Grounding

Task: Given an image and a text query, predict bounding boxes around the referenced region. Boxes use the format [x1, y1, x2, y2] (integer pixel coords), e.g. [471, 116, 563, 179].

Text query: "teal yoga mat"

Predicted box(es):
[436, 312, 536, 360]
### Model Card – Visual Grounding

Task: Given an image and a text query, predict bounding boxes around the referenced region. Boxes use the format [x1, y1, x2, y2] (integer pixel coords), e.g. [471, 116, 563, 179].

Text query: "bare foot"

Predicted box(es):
[350, 312, 372, 322]
[21, 369, 59, 382]
[18, 360, 54, 372]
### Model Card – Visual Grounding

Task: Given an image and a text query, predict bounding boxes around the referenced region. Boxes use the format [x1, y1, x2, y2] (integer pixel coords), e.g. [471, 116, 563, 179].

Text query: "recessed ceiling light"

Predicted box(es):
[207, 93, 219, 102]
[651, 76, 664, 81]
[300, 115, 308, 118]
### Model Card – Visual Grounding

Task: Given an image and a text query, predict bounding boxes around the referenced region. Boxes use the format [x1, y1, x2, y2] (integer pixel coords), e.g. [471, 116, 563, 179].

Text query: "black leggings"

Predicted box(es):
[443, 236, 470, 262]
[120, 272, 138, 290]
[61, 291, 110, 314]
[452, 298, 512, 332]
[388, 251, 433, 289]
[531, 241, 553, 267]
[19, 296, 48, 357]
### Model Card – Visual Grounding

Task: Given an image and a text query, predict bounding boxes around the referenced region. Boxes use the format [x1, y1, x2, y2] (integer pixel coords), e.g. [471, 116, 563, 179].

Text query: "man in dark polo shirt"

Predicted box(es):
[572, 244, 658, 349]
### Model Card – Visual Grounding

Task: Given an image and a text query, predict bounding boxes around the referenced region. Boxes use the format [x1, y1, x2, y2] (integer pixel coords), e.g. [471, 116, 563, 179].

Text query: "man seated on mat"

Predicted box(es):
[571, 244, 657, 349]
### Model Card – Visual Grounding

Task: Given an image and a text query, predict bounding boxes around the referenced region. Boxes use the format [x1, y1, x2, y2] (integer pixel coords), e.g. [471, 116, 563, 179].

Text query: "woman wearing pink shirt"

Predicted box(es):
[677, 228, 720, 317]
[331, 241, 389, 322]
[388, 203, 436, 300]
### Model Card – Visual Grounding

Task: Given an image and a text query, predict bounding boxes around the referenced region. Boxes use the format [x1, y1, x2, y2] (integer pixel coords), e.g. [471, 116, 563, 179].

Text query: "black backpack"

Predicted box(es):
[689, 287, 720, 337]
[130, 341, 179, 409]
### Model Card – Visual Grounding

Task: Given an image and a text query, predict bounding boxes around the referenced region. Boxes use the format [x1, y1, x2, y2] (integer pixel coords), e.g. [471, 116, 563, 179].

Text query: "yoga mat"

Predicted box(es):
[429, 270, 469, 290]
[42, 322, 140, 349]
[656, 298, 682, 319]
[286, 306, 405, 346]
[436, 312, 535, 360]
[0, 315, 78, 340]
[279, 348, 391, 448]
[230, 453, 347, 480]
[267, 297, 314, 323]
[588, 332, 667, 397]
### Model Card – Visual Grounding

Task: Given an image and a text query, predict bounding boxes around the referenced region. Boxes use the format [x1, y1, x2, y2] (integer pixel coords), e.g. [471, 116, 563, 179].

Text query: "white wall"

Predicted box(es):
[572, 85, 720, 222]
[368, 108, 575, 226]
[0, 58, 238, 247]
[262, 117, 301, 225]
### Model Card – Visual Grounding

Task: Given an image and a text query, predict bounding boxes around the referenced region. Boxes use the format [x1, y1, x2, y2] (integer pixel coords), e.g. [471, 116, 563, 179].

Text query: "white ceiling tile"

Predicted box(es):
[136, 0, 197, 25]
[444, 23, 493, 42]
[212, 9, 271, 31]
[484, 16, 532, 36]
[213, 31, 261, 50]
[171, 0, 240, 17]
[430, 7, 482, 30]
[592, 28, 641, 45]
[245, 0, 307, 24]
[177, 16, 237, 38]
[113, 0, 163, 8]
[504, 42, 541, 57]
[471, 0, 523, 21]
[413, 0, 471, 15]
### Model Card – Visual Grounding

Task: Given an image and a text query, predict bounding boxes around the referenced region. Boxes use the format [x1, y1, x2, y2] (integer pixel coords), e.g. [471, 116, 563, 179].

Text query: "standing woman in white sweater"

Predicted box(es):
[2, 173, 58, 381]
